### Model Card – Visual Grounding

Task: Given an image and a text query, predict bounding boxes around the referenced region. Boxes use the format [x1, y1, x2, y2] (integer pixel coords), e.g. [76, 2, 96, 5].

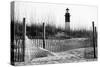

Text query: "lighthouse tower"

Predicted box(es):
[65, 8, 70, 33]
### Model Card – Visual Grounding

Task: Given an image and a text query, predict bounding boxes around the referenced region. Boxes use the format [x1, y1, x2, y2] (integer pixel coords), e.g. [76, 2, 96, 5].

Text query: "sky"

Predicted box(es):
[13, 1, 98, 30]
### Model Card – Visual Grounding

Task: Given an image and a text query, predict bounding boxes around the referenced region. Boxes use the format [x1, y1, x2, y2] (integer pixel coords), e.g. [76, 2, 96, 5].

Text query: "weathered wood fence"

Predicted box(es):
[11, 18, 47, 65]
[11, 18, 26, 65]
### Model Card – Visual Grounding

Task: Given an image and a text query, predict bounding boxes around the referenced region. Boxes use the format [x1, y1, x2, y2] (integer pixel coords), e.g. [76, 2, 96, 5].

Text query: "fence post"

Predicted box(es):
[43, 23, 45, 49]
[11, 20, 15, 65]
[22, 18, 25, 61]
[95, 27, 97, 47]
[95, 26, 97, 58]
[92, 21, 96, 58]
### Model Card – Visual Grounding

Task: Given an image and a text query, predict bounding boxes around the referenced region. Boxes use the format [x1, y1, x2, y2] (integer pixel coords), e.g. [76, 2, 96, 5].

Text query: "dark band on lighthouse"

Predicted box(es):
[65, 8, 70, 22]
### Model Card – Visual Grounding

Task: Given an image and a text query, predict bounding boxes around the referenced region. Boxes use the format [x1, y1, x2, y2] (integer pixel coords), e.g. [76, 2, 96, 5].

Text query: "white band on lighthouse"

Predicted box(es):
[65, 22, 70, 31]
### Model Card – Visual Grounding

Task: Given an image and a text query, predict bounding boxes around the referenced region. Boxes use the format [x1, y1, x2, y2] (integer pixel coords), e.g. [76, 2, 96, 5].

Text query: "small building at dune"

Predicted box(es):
[55, 32, 70, 39]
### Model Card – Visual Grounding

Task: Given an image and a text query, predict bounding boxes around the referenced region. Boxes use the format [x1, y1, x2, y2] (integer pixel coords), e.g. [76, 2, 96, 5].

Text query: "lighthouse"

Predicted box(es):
[65, 8, 70, 33]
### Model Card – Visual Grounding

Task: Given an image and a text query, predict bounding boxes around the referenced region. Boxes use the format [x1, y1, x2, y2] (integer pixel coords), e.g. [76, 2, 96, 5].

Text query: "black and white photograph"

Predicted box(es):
[11, 1, 98, 66]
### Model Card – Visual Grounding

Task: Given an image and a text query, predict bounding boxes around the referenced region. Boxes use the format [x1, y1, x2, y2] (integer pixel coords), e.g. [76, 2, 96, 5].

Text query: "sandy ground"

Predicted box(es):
[15, 47, 97, 66]
[14, 38, 97, 66]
